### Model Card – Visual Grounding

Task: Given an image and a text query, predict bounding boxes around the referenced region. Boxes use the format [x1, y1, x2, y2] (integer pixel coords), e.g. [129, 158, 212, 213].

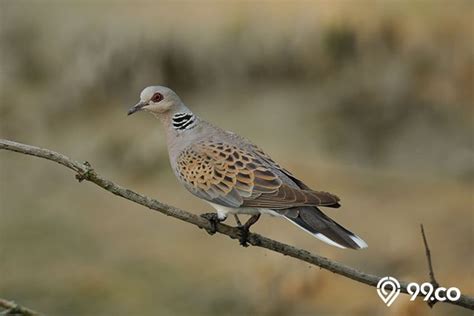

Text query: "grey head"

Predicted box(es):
[128, 85, 205, 149]
[127, 86, 189, 116]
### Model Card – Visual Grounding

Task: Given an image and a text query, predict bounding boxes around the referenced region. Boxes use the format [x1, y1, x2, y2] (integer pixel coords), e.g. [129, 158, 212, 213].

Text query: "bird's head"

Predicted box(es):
[128, 86, 184, 116]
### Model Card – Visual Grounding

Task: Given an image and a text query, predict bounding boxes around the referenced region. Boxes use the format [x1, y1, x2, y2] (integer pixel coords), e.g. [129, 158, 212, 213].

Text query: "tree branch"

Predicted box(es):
[420, 224, 440, 308]
[0, 298, 42, 316]
[1, 139, 473, 311]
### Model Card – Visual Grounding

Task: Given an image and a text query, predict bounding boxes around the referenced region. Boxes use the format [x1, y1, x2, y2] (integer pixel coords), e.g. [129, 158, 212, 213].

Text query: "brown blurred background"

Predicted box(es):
[1, 1, 473, 315]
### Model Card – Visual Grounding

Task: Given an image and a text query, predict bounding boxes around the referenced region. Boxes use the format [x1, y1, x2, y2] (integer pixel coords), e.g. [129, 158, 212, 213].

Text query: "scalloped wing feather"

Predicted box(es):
[175, 141, 340, 209]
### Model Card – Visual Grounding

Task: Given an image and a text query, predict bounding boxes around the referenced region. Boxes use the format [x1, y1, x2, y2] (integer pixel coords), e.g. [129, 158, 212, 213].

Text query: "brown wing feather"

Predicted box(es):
[176, 141, 340, 209]
[251, 145, 341, 208]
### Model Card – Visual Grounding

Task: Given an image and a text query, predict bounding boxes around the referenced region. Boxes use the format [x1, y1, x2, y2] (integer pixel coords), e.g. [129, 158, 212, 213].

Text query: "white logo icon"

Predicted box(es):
[377, 276, 401, 307]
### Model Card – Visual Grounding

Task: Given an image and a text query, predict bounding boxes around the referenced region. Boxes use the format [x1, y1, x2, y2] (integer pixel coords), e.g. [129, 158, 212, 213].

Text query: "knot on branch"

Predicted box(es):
[75, 161, 94, 182]
[3, 304, 21, 315]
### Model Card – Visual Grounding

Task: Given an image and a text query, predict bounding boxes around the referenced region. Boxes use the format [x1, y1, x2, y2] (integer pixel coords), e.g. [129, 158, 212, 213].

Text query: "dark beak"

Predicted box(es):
[127, 101, 147, 116]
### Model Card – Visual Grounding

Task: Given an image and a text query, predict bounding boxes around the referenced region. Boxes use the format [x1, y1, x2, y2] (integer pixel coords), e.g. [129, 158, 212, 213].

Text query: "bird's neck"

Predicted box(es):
[158, 110, 200, 143]
[153, 103, 198, 132]
[170, 111, 198, 131]
[161, 110, 203, 169]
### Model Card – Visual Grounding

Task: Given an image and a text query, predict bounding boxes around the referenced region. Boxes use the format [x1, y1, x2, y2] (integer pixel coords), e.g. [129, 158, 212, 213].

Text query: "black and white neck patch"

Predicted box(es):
[172, 112, 196, 130]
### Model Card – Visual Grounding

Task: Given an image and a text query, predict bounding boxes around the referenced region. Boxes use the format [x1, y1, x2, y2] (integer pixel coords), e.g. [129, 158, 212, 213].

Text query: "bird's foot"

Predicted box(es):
[201, 212, 223, 235]
[237, 225, 250, 247]
[236, 214, 261, 247]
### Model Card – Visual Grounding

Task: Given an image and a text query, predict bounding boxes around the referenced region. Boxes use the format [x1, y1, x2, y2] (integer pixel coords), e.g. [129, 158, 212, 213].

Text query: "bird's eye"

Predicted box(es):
[151, 92, 163, 103]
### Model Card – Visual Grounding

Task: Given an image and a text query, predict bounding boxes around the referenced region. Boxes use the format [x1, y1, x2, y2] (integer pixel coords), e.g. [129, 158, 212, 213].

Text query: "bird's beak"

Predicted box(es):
[127, 101, 147, 116]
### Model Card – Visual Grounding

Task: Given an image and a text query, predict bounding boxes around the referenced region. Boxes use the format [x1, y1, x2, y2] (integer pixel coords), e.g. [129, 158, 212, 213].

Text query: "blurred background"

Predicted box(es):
[1, 1, 473, 315]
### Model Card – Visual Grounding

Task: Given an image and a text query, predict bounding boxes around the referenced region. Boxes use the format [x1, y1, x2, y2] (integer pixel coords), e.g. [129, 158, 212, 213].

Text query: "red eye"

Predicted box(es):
[151, 92, 163, 102]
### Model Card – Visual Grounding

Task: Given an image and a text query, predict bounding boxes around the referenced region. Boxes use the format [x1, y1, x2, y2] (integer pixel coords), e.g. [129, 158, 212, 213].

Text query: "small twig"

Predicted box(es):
[1, 139, 473, 311]
[0, 298, 42, 316]
[421, 224, 439, 287]
[420, 224, 440, 307]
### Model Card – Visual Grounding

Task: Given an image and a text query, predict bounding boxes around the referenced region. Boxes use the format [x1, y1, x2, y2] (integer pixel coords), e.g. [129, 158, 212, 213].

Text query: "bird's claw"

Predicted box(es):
[201, 212, 222, 235]
[237, 225, 250, 247]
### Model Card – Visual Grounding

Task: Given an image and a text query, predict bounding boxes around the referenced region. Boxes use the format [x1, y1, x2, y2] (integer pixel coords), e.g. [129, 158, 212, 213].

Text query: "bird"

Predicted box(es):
[128, 86, 367, 249]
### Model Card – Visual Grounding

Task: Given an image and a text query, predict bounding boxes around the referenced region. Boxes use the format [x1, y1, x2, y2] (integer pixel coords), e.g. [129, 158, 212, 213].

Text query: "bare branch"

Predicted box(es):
[421, 224, 439, 286]
[420, 224, 440, 308]
[0, 298, 42, 316]
[1, 139, 473, 311]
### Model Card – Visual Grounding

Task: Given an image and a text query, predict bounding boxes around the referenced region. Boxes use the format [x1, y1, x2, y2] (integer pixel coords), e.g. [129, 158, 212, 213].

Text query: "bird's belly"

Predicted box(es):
[207, 202, 280, 220]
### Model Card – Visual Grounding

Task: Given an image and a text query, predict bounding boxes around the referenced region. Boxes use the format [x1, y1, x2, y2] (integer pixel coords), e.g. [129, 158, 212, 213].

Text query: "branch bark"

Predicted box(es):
[1, 139, 473, 311]
[420, 224, 440, 308]
[0, 298, 42, 316]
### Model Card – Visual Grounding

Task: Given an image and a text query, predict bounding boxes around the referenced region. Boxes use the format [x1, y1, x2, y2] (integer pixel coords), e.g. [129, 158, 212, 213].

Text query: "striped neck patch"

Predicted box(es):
[172, 112, 196, 130]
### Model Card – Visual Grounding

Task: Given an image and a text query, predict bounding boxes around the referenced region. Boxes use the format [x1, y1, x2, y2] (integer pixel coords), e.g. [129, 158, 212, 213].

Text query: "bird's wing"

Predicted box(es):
[249, 144, 313, 190]
[248, 143, 341, 208]
[175, 140, 340, 209]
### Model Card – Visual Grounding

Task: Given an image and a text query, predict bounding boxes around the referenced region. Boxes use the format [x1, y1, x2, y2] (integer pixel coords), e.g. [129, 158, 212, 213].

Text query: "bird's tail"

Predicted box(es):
[282, 207, 368, 249]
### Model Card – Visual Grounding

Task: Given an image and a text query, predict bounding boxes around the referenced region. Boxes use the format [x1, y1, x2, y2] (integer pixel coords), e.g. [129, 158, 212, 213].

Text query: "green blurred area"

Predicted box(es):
[0, 1, 473, 315]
